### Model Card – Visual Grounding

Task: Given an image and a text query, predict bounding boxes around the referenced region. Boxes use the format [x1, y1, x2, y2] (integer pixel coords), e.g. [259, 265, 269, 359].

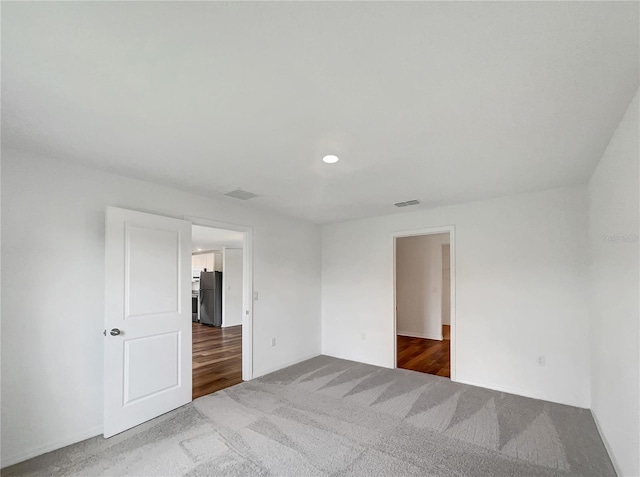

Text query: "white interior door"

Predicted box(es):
[104, 207, 192, 438]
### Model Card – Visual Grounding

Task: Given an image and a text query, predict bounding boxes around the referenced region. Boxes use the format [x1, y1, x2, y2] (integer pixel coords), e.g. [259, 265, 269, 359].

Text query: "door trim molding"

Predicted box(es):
[392, 225, 456, 381]
[186, 216, 254, 381]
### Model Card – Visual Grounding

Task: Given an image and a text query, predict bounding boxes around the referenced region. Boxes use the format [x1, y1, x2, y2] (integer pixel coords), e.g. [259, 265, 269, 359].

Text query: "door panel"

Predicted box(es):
[105, 207, 192, 438]
[123, 332, 180, 404]
[126, 226, 180, 317]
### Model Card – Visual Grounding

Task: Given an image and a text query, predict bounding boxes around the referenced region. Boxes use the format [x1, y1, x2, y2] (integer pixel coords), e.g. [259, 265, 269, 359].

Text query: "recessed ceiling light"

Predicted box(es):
[197, 248, 202, 251]
[322, 155, 339, 164]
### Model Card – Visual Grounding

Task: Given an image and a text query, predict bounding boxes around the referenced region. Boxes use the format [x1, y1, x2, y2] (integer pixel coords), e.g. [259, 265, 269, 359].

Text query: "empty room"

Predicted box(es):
[1, 1, 638, 476]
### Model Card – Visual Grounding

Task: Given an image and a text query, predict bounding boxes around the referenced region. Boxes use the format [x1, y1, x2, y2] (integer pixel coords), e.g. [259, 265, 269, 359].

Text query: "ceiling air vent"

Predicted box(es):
[224, 189, 258, 200]
[394, 199, 420, 207]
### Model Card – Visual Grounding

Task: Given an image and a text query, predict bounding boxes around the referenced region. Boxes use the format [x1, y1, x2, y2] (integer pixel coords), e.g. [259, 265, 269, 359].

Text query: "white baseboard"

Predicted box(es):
[397, 331, 443, 341]
[1, 425, 103, 469]
[591, 409, 622, 477]
[453, 376, 588, 409]
[252, 353, 321, 379]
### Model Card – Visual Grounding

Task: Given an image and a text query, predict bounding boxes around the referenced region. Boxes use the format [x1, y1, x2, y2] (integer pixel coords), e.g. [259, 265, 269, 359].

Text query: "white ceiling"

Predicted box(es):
[2, 2, 638, 223]
[191, 225, 243, 252]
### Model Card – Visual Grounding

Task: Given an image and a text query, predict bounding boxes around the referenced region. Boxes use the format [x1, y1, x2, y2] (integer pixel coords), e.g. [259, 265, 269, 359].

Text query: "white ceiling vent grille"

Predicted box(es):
[394, 199, 420, 207]
[224, 189, 258, 200]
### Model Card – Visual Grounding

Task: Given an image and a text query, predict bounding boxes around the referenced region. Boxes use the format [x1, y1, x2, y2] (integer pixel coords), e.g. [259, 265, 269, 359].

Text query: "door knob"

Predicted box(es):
[110, 328, 121, 336]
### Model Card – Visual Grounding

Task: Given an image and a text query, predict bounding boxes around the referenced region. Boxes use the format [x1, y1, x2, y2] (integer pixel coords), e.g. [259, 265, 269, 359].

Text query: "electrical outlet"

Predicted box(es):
[271, 338, 276, 347]
[361, 333, 366, 340]
[537, 355, 546, 366]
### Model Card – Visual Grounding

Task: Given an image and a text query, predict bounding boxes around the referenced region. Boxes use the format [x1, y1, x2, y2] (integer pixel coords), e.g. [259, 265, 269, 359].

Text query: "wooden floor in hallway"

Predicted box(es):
[192, 322, 242, 399]
[397, 326, 450, 378]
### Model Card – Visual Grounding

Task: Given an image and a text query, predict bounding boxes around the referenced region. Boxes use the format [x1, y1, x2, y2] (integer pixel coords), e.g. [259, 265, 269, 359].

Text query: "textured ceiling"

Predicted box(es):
[2, 1, 638, 223]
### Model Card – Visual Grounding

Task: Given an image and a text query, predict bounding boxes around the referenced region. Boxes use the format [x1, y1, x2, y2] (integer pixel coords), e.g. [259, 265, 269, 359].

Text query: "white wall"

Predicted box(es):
[322, 185, 590, 408]
[0, 150, 322, 467]
[223, 248, 243, 328]
[588, 89, 639, 476]
[396, 233, 449, 340]
[442, 244, 451, 326]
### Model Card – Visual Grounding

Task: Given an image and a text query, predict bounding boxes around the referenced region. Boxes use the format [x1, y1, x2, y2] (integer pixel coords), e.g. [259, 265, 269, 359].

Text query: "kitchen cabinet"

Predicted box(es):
[192, 254, 202, 272]
[205, 253, 214, 271]
[192, 252, 215, 275]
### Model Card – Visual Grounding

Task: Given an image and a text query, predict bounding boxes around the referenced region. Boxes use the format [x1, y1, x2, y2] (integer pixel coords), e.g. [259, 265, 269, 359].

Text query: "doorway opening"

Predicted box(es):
[191, 224, 246, 398]
[393, 227, 455, 379]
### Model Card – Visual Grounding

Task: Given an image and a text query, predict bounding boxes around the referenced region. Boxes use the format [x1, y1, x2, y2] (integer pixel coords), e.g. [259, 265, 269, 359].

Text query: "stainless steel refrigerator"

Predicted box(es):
[199, 271, 222, 327]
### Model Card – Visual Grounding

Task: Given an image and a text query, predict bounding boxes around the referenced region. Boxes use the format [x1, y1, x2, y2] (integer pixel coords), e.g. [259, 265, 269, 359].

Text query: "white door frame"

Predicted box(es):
[187, 216, 254, 381]
[392, 225, 456, 381]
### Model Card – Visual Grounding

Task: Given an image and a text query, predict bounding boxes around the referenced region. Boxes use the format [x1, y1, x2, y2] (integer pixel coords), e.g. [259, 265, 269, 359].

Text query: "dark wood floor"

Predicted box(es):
[192, 323, 242, 399]
[397, 330, 450, 378]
